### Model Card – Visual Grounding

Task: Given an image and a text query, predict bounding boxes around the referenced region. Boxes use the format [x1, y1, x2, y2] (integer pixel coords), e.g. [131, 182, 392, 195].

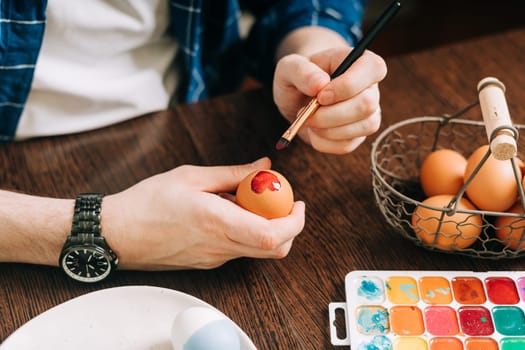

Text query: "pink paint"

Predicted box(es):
[516, 277, 525, 301]
[458, 306, 494, 336]
[424, 306, 459, 336]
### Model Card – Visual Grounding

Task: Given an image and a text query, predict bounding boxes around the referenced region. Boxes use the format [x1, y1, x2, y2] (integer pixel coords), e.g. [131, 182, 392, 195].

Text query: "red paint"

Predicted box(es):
[250, 171, 281, 193]
[458, 306, 494, 336]
[275, 138, 289, 150]
[485, 277, 519, 304]
[452, 277, 486, 304]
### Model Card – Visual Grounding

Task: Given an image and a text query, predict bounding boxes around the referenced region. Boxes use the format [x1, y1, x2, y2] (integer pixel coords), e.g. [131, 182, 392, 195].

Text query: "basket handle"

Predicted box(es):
[477, 77, 517, 160]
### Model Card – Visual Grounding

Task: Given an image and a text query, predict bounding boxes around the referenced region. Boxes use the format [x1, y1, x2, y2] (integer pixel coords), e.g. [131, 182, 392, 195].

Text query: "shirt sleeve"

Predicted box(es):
[243, 0, 366, 86]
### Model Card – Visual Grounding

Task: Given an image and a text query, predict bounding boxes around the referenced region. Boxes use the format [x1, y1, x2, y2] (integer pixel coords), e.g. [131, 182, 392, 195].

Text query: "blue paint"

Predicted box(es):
[399, 283, 418, 301]
[357, 335, 392, 350]
[425, 287, 450, 300]
[356, 306, 389, 335]
[358, 279, 383, 300]
[435, 287, 451, 295]
[425, 290, 435, 299]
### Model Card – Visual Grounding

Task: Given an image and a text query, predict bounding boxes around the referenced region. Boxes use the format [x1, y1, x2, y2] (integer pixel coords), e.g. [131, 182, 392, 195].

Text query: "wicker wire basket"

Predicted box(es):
[371, 81, 525, 259]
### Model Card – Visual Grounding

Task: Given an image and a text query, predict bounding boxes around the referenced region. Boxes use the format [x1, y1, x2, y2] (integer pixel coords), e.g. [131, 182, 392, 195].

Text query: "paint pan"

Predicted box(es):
[329, 270, 525, 350]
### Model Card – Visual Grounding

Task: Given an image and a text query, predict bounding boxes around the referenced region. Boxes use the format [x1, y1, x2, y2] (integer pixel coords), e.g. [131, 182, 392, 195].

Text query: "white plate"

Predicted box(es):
[1, 285, 257, 350]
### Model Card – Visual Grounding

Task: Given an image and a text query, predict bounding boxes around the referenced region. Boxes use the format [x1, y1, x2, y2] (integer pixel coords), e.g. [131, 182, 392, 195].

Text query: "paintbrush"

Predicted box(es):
[275, 1, 401, 150]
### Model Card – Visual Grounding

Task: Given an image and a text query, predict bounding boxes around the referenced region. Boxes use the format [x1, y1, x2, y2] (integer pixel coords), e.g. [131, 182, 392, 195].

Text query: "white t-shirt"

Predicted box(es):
[16, 0, 178, 139]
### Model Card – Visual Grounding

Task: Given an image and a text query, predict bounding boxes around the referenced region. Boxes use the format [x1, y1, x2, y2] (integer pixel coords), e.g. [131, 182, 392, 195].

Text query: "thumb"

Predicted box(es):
[193, 157, 272, 193]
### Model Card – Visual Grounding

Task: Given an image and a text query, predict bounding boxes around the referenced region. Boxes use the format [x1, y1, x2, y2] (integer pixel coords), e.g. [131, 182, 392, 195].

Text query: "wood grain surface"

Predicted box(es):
[2, 27, 525, 349]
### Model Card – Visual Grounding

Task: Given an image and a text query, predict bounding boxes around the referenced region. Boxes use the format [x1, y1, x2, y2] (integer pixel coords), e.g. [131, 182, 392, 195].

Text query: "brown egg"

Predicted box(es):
[495, 201, 525, 250]
[464, 145, 521, 212]
[517, 157, 525, 175]
[411, 194, 482, 251]
[236, 169, 294, 219]
[420, 149, 467, 196]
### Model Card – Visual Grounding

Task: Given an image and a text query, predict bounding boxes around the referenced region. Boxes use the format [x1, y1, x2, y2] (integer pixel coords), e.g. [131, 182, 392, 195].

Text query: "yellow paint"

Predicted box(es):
[386, 276, 419, 304]
[393, 337, 428, 350]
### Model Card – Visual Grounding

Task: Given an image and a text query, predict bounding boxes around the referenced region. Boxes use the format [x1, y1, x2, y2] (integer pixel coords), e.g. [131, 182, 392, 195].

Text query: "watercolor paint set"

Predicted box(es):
[329, 270, 525, 350]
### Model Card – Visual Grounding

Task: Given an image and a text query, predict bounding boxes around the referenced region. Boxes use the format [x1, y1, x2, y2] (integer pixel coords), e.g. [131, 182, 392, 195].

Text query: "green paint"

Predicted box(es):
[493, 306, 525, 336]
[501, 337, 525, 350]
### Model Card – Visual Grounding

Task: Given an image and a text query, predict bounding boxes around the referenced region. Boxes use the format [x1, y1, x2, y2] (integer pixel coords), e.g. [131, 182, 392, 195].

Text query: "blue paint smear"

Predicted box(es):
[424, 287, 451, 302]
[358, 279, 383, 300]
[399, 283, 419, 301]
[357, 307, 389, 334]
[425, 290, 436, 299]
[357, 335, 392, 350]
[435, 287, 451, 295]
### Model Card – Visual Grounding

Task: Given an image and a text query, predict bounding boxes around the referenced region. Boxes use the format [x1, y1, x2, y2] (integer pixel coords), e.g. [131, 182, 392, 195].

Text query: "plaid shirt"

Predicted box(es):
[0, 0, 364, 141]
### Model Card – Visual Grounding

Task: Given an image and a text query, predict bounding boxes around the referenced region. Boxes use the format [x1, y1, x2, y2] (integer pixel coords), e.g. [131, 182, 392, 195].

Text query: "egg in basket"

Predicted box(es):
[371, 77, 525, 259]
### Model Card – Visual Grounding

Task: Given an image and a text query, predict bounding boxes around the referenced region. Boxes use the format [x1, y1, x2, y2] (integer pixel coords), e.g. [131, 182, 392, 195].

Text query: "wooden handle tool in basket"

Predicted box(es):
[477, 77, 517, 160]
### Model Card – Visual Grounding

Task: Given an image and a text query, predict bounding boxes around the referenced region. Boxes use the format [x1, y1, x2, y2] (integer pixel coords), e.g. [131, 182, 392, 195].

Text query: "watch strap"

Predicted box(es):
[60, 192, 118, 283]
[71, 193, 104, 237]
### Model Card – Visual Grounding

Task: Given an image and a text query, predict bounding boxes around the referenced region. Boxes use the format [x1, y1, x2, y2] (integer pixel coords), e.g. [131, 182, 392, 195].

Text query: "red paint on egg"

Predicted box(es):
[250, 170, 281, 194]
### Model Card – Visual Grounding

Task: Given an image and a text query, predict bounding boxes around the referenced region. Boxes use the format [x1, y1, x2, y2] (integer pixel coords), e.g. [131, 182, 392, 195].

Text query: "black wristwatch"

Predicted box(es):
[59, 193, 118, 283]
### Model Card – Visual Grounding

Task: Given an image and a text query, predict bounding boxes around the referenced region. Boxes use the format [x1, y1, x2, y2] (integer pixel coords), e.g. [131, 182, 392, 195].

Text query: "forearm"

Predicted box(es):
[0, 190, 73, 266]
[276, 26, 349, 59]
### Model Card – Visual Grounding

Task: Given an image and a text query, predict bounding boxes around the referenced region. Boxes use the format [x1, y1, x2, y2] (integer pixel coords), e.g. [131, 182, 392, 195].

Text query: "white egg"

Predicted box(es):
[171, 306, 241, 350]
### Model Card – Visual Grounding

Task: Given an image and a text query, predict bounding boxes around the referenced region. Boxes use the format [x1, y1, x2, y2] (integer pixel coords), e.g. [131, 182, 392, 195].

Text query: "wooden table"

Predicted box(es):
[2, 27, 525, 349]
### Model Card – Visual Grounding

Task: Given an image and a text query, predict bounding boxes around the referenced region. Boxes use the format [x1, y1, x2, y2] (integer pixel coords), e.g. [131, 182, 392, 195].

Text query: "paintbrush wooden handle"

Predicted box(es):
[478, 77, 517, 160]
[280, 98, 320, 142]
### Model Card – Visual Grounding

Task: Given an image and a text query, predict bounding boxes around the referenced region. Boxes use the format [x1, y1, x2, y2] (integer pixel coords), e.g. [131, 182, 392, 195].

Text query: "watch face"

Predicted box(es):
[60, 245, 113, 283]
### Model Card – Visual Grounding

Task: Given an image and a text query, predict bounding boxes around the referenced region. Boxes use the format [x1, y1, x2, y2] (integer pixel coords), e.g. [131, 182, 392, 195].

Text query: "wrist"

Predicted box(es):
[276, 26, 349, 60]
[99, 193, 126, 266]
[0, 190, 73, 266]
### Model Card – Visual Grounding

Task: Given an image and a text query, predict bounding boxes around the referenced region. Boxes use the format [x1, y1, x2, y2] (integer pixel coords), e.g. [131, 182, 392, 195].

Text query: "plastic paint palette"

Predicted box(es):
[329, 270, 525, 350]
